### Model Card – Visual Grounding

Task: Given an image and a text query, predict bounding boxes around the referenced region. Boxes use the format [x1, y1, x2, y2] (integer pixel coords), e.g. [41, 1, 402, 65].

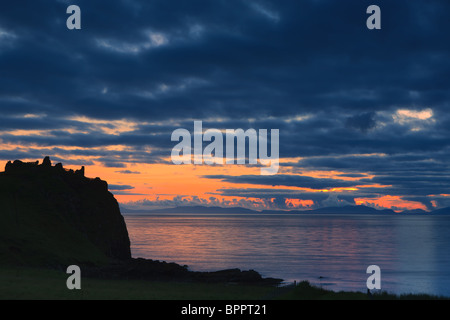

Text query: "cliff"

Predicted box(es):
[0, 157, 131, 267]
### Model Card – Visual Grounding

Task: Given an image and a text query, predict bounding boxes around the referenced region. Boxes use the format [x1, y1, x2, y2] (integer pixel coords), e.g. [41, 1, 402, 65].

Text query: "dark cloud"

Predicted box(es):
[345, 112, 377, 132]
[204, 174, 367, 190]
[108, 184, 135, 191]
[337, 173, 368, 178]
[2, 0, 450, 121]
[115, 170, 141, 174]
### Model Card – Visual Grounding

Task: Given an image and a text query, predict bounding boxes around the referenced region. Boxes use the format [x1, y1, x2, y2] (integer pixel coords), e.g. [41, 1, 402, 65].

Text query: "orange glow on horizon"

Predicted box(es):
[355, 195, 427, 212]
[0, 155, 431, 212]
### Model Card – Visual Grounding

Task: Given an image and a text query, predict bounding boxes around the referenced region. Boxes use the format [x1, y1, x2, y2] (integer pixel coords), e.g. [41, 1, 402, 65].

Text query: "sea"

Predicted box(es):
[124, 214, 450, 297]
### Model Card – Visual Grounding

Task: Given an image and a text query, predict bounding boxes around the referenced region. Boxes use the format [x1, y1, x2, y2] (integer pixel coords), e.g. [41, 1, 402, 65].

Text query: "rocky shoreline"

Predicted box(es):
[82, 258, 283, 286]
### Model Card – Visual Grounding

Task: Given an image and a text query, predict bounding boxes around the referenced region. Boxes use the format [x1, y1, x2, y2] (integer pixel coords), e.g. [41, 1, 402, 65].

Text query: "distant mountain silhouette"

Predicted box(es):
[128, 204, 401, 215]
[430, 207, 450, 215]
[291, 205, 397, 215]
[133, 204, 450, 215]
[127, 205, 260, 215]
[401, 209, 429, 215]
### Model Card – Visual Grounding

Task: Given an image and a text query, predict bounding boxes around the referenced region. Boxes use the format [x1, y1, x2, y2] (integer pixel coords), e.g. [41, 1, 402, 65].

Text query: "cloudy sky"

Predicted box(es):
[1, 0, 450, 212]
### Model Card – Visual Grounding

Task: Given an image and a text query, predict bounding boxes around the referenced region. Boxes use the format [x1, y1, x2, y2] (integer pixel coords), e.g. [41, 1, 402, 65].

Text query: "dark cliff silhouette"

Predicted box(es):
[0, 157, 281, 285]
[0, 157, 131, 266]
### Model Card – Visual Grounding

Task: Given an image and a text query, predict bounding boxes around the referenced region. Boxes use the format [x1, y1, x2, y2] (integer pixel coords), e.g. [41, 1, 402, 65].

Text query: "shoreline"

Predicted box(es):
[80, 257, 284, 286]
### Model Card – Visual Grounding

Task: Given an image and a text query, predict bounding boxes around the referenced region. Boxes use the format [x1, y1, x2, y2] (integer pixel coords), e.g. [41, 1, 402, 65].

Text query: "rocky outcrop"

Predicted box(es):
[82, 259, 283, 285]
[0, 157, 131, 266]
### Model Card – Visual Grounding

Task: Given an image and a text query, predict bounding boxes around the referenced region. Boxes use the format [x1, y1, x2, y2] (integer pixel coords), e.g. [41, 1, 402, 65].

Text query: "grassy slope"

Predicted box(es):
[0, 266, 274, 300]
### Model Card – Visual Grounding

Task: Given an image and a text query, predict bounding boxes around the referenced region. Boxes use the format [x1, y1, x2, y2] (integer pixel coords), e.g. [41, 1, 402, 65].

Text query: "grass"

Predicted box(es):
[0, 266, 275, 300]
[1, 267, 448, 300]
[277, 280, 449, 300]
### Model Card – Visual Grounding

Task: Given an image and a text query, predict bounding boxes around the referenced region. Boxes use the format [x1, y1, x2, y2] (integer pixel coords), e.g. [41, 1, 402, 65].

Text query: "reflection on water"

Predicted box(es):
[124, 214, 450, 296]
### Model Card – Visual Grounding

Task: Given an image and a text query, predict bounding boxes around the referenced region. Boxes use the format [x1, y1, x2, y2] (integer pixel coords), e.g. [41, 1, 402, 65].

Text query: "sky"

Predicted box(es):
[1, 0, 450, 212]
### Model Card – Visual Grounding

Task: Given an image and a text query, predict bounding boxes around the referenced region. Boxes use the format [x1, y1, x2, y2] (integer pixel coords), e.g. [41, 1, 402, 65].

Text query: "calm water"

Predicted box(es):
[124, 214, 450, 296]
